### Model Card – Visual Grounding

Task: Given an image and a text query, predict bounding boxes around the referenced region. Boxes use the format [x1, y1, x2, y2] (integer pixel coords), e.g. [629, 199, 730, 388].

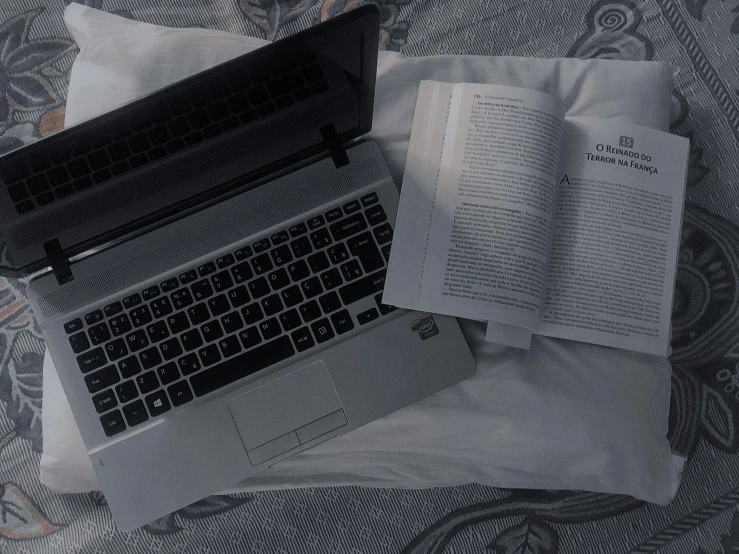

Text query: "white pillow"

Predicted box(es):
[42, 3, 684, 504]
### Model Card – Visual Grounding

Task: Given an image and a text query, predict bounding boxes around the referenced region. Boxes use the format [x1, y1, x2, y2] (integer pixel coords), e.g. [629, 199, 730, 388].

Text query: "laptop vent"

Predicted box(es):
[37, 157, 382, 319]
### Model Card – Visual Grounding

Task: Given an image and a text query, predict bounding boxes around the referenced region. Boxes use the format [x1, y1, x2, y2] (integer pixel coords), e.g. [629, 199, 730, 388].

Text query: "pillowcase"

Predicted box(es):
[41, 3, 684, 504]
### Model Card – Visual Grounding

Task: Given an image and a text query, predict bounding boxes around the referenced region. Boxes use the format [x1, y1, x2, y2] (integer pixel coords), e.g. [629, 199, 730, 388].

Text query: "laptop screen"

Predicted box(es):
[0, 6, 380, 279]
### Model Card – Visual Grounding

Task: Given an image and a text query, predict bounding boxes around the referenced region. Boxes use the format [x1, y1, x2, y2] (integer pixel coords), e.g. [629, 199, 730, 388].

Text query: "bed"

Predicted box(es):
[1, 1, 738, 552]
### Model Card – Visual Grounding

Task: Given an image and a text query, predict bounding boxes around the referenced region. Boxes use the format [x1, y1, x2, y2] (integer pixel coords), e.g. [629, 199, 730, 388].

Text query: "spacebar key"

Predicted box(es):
[339, 269, 386, 305]
[190, 336, 295, 397]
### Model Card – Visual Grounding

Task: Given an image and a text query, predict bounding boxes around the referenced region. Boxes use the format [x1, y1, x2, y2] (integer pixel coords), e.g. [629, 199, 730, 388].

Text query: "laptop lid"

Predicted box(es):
[0, 6, 380, 280]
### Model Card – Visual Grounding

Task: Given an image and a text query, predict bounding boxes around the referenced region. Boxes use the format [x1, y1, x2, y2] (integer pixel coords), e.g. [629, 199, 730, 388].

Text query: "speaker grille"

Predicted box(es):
[37, 157, 381, 319]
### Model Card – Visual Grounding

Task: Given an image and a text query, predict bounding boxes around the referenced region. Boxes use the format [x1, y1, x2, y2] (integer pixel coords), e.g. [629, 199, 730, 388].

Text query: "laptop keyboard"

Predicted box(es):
[3, 52, 328, 216]
[63, 192, 397, 437]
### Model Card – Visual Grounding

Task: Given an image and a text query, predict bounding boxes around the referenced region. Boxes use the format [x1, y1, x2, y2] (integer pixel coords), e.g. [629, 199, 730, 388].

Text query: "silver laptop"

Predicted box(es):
[0, 6, 475, 530]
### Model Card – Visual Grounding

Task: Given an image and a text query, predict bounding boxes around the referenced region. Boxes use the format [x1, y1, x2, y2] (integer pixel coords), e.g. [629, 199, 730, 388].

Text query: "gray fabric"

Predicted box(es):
[0, 1, 738, 552]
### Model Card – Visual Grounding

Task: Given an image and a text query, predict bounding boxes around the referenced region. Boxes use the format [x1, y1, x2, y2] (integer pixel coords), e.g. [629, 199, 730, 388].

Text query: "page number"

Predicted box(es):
[619, 135, 634, 148]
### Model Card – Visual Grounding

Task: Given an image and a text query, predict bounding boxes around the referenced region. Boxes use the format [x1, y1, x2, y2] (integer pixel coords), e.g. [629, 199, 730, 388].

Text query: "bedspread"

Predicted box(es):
[0, 1, 738, 553]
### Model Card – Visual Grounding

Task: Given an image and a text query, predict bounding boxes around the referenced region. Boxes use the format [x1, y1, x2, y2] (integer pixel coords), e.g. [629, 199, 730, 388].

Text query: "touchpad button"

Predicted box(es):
[227, 361, 343, 454]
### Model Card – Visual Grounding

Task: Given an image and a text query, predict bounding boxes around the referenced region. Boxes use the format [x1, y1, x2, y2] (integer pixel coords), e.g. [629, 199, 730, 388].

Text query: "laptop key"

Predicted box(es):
[299, 300, 321, 323]
[123, 293, 142, 309]
[248, 277, 271, 299]
[271, 230, 289, 245]
[311, 318, 335, 344]
[319, 291, 341, 314]
[329, 213, 368, 242]
[166, 312, 190, 335]
[340, 260, 363, 281]
[330, 309, 354, 335]
[161, 278, 179, 292]
[375, 293, 398, 315]
[125, 330, 149, 352]
[279, 309, 301, 332]
[168, 380, 194, 407]
[234, 246, 253, 260]
[77, 347, 106, 373]
[218, 335, 242, 358]
[105, 338, 128, 361]
[328, 244, 350, 264]
[309, 228, 332, 249]
[320, 268, 343, 290]
[268, 268, 290, 290]
[198, 262, 216, 277]
[136, 371, 159, 394]
[211, 270, 234, 292]
[365, 205, 387, 225]
[307, 251, 330, 273]
[239, 326, 262, 349]
[85, 365, 120, 394]
[190, 336, 295, 397]
[280, 285, 303, 308]
[347, 232, 384, 273]
[64, 318, 83, 334]
[232, 261, 253, 283]
[160, 337, 183, 361]
[122, 400, 148, 427]
[198, 344, 222, 367]
[116, 380, 138, 404]
[287, 260, 310, 281]
[291, 326, 315, 352]
[251, 253, 273, 275]
[118, 355, 142, 378]
[228, 285, 250, 308]
[130, 305, 153, 327]
[178, 353, 201, 376]
[216, 254, 235, 268]
[290, 236, 313, 258]
[259, 318, 281, 340]
[146, 321, 169, 343]
[208, 294, 231, 317]
[270, 245, 293, 267]
[171, 288, 194, 310]
[241, 303, 264, 325]
[358, 308, 379, 325]
[373, 223, 393, 245]
[308, 215, 325, 229]
[261, 294, 283, 317]
[325, 207, 342, 221]
[201, 320, 224, 343]
[192, 279, 214, 301]
[179, 269, 198, 285]
[89, 322, 111, 345]
[338, 269, 386, 306]
[100, 410, 126, 437]
[289, 223, 307, 237]
[85, 310, 104, 325]
[343, 199, 361, 214]
[361, 192, 379, 206]
[253, 238, 270, 253]
[92, 389, 118, 414]
[69, 332, 90, 354]
[151, 297, 173, 318]
[221, 311, 244, 334]
[139, 347, 162, 370]
[104, 302, 123, 317]
[301, 276, 323, 299]
[146, 390, 171, 417]
[157, 362, 180, 385]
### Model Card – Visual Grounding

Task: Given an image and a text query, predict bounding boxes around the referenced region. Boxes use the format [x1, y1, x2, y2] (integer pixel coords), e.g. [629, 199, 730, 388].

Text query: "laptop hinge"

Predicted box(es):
[320, 124, 349, 169]
[43, 238, 74, 285]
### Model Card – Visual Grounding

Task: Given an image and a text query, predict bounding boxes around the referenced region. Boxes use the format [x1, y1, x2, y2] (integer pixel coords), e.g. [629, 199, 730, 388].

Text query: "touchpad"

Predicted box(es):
[228, 361, 345, 464]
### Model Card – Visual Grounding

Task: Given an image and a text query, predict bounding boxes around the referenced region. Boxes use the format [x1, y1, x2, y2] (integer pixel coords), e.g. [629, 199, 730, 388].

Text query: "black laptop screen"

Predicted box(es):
[0, 6, 380, 277]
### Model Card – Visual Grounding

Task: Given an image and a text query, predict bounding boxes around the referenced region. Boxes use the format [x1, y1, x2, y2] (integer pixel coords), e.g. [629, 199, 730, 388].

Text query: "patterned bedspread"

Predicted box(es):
[0, 1, 738, 552]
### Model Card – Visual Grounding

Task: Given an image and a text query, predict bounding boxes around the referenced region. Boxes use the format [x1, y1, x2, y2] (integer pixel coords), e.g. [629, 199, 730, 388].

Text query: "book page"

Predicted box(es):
[538, 117, 689, 356]
[384, 83, 564, 331]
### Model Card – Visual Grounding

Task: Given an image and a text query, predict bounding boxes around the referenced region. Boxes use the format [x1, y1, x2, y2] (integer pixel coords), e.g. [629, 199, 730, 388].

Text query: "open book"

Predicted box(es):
[383, 81, 690, 356]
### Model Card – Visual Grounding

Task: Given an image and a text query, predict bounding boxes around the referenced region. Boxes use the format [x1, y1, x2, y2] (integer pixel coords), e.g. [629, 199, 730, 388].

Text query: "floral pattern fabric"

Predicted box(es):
[1, 0, 739, 552]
